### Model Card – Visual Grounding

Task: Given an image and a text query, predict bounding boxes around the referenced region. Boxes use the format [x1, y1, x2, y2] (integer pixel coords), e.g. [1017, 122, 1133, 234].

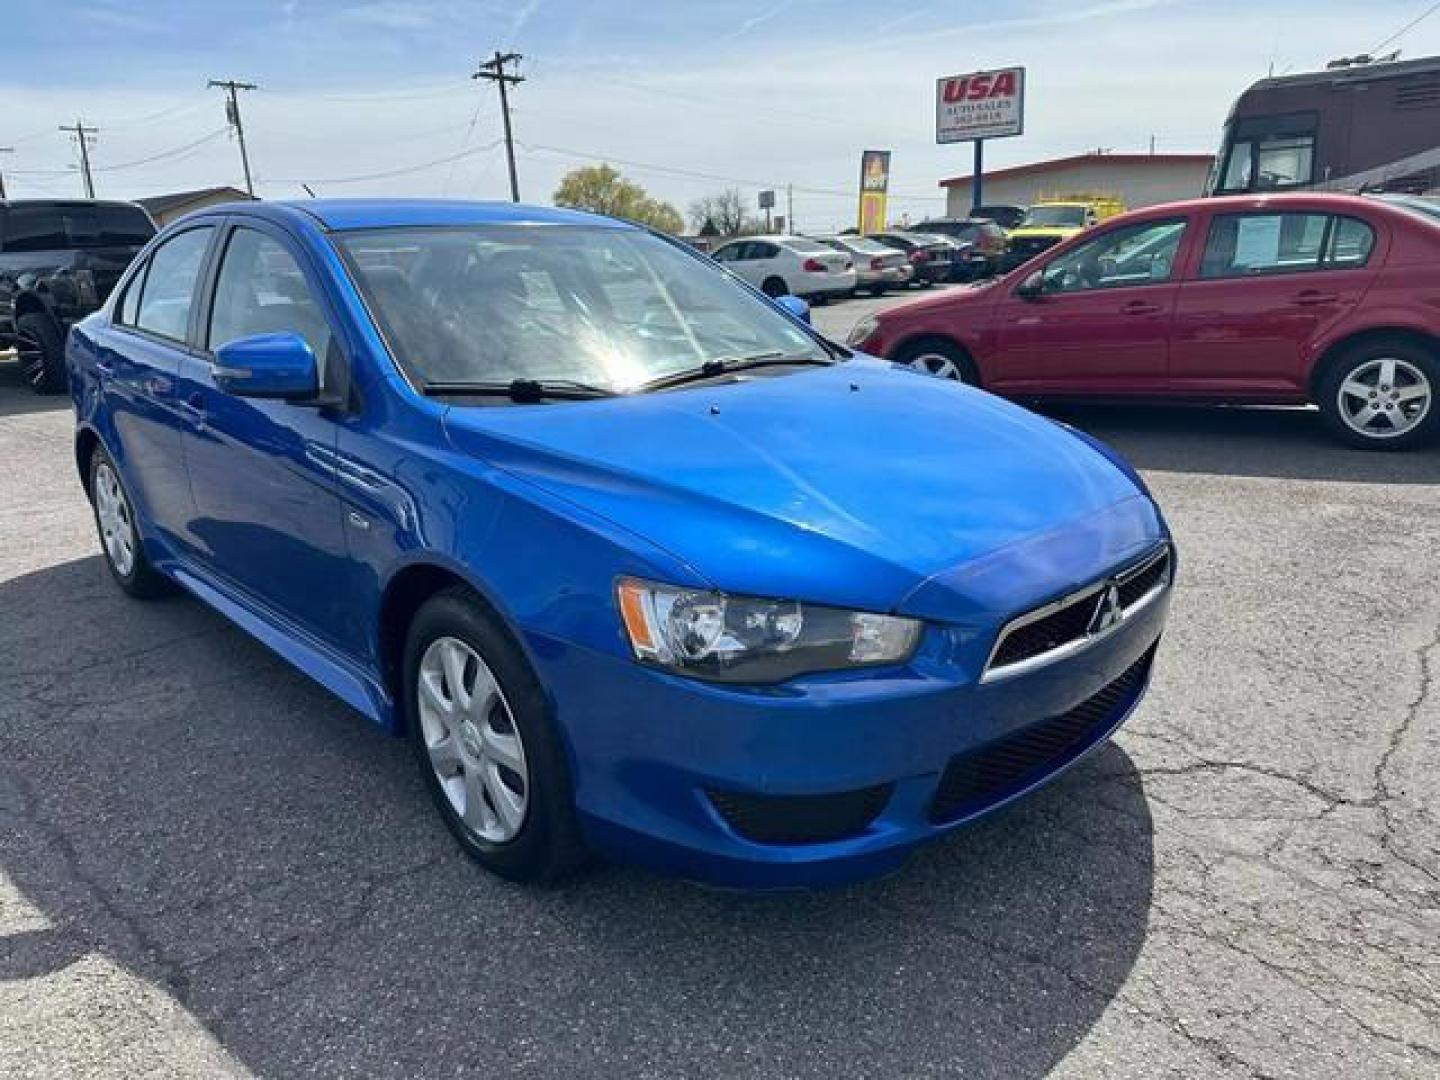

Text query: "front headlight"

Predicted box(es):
[846, 314, 879, 347]
[616, 578, 921, 684]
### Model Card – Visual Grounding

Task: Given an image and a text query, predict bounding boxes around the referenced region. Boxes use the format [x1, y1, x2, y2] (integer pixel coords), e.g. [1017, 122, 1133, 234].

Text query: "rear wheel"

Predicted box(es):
[1317, 338, 1437, 450]
[760, 276, 787, 298]
[404, 587, 587, 882]
[16, 312, 67, 395]
[88, 447, 171, 598]
[894, 338, 977, 384]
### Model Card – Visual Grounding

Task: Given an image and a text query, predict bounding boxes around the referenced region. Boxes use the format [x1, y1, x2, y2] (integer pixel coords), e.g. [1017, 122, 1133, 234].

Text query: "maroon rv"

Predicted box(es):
[1205, 54, 1440, 197]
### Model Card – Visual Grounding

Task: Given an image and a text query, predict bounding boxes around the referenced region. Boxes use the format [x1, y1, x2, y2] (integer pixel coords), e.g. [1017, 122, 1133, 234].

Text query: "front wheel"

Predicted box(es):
[894, 339, 977, 384]
[760, 277, 788, 298]
[1317, 339, 1437, 450]
[404, 588, 587, 882]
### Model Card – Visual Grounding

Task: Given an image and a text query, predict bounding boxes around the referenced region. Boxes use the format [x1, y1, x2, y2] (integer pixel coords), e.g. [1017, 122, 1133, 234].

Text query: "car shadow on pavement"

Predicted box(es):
[0, 366, 69, 418]
[0, 555, 1156, 1079]
[1039, 402, 1440, 484]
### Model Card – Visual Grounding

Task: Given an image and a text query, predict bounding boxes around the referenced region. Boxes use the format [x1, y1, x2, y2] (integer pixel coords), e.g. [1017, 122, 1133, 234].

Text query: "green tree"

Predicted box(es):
[553, 164, 685, 233]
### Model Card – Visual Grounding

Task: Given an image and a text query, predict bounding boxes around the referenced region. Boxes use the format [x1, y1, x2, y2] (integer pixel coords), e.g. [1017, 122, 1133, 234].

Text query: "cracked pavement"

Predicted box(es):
[1, 314, 1437, 1078]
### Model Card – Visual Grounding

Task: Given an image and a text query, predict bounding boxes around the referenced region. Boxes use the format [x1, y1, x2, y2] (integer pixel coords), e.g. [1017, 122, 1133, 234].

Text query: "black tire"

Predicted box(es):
[761, 277, 787, 298]
[1316, 337, 1439, 450]
[88, 446, 172, 599]
[403, 587, 588, 883]
[893, 338, 978, 384]
[16, 312, 67, 395]
[867, 286, 887, 297]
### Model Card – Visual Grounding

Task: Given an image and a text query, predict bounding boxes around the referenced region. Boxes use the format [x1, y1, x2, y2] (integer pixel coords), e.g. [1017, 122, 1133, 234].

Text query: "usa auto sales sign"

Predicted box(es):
[936, 67, 1025, 143]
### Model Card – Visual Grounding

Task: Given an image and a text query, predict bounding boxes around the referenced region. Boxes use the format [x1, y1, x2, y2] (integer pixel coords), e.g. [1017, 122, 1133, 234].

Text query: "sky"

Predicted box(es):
[3, 0, 1439, 231]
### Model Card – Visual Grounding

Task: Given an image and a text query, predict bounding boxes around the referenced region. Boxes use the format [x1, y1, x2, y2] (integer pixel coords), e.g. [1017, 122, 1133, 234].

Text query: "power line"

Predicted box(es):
[57, 119, 98, 198]
[269, 140, 503, 186]
[1371, 1, 1440, 53]
[92, 129, 230, 173]
[209, 79, 258, 196]
[472, 51, 524, 202]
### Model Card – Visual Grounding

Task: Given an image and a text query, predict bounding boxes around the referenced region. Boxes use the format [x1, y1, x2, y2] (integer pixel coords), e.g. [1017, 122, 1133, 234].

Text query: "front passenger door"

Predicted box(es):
[174, 221, 355, 651]
[989, 218, 1189, 395]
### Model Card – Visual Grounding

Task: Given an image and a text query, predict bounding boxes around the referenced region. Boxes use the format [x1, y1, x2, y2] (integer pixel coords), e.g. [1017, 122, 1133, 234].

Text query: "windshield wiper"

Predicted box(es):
[421, 378, 617, 403]
[635, 350, 833, 393]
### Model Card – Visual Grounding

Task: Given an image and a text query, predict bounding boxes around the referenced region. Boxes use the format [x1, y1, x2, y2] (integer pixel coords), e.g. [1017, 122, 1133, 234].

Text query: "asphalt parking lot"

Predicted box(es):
[1, 302, 1437, 1077]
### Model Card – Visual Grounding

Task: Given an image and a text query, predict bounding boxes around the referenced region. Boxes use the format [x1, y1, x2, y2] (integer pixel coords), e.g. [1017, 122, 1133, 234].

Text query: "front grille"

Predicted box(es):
[986, 546, 1171, 679]
[929, 647, 1154, 823]
[708, 784, 892, 846]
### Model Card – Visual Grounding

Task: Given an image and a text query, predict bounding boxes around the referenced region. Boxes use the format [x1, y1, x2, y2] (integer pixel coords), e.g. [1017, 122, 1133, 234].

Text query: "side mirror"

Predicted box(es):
[774, 294, 811, 324]
[212, 332, 319, 400]
[1016, 271, 1046, 299]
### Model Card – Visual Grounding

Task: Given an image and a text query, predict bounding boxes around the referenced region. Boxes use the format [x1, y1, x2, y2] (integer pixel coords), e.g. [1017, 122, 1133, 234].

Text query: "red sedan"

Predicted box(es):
[847, 193, 1440, 449]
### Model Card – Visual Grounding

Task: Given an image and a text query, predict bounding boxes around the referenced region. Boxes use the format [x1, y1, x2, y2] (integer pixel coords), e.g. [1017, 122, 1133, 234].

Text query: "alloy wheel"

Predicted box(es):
[15, 327, 47, 388]
[1336, 356, 1432, 440]
[910, 352, 963, 381]
[93, 462, 136, 577]
[417, 636, 530, 843]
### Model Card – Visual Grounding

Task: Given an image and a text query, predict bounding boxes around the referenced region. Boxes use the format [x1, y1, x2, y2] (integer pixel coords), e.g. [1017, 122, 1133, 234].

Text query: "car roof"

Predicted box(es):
[0, 198, 147, 211]
[1107, 191, 1417, 228]
[187, 198, 632, 232]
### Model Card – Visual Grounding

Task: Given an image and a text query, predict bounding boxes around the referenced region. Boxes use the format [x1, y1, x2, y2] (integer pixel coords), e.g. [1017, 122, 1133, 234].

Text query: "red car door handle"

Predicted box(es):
[1293, 290, 1338, 305]
[1121, 301, 1162, 315]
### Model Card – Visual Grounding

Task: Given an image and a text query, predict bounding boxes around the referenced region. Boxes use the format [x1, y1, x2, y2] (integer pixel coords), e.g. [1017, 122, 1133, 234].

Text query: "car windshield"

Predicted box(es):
[336, 224, 825, 392]
[1023, 206, 1087, 227]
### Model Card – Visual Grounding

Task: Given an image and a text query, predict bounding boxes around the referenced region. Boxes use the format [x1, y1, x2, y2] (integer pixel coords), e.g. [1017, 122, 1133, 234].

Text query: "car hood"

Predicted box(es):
[442, 358, 1159, 621]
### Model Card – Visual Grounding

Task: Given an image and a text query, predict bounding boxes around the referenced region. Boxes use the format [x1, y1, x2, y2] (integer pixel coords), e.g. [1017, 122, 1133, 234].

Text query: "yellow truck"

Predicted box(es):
[1003, 195, 1126, 268]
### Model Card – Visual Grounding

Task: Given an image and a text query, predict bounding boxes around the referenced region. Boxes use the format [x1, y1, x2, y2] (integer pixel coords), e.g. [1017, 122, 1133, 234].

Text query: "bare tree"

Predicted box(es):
[688, 187, 757, 236]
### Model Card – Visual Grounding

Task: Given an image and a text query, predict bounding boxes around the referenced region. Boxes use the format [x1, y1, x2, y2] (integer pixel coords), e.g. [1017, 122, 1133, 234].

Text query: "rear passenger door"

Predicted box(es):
[1170, 211, 1379, 395]
[173, 219, 355, 650]
[99, 224, 216, 549]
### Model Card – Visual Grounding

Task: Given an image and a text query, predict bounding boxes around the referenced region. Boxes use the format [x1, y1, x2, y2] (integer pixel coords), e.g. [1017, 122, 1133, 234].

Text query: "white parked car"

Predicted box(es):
[710, 235, 857, 301]
[814, 235, 912, 295]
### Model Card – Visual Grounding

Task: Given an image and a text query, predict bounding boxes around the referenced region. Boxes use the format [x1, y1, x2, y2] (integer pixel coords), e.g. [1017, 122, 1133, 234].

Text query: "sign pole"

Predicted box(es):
[973, 139, 984, 212]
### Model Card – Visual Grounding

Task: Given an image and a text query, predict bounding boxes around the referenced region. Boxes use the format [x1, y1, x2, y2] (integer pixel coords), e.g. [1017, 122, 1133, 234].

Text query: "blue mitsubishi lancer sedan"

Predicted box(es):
[68, 199, 1172, 888]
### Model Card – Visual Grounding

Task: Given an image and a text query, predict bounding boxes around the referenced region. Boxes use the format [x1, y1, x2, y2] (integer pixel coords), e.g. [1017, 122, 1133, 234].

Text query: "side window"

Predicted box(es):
[208, 228, 332, 367]
[713, 244, 739, 262]
[135, 227, 213, 342]
[115, 263, 147, 326]
[1199, 213, 1328, 278]
[1041, 219, 1187, 294]
[753, 243, 779, 259]
[1323, 217, 1375, 269]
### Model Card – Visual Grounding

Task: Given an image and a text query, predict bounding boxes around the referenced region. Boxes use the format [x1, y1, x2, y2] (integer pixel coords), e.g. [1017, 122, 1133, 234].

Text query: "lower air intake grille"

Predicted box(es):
[709, 784, 893, 846]
[929, 647, 1155, 824]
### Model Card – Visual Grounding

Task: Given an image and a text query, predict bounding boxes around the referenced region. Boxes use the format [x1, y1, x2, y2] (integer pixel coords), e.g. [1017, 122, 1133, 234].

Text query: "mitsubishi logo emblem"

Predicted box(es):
[1089, 582, 1123, 635]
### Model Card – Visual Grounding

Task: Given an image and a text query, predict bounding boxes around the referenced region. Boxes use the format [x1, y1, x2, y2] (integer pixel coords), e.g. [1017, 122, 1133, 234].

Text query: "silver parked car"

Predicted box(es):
[814, 235, 912, 296]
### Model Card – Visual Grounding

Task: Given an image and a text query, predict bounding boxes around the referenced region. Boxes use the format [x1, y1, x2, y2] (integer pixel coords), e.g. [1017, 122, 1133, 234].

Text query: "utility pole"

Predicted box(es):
[471, 51, 524, 202]
[209, 79, 258, 197]
[0, 148, 12, 200]
[786, 183, 794, 234]
[58, 120, 99, 198]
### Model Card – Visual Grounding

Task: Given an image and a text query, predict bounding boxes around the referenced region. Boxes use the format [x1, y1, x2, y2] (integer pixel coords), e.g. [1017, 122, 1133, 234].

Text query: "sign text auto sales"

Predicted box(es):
[936, 66, 1025, 143]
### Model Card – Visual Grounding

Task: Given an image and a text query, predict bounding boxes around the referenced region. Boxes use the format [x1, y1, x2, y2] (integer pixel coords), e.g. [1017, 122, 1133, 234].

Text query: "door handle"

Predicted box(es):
[1293, 290, 1338, 306]
[1121, 301, 1162, 315]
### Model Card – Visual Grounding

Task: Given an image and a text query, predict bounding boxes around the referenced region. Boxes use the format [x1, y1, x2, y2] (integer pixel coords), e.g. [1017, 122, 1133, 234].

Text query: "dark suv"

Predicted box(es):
[1, 200, 154, 393]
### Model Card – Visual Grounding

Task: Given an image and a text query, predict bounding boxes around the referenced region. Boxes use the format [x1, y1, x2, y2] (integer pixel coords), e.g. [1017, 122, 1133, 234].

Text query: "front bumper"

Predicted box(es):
[528, 572, 1169, 889]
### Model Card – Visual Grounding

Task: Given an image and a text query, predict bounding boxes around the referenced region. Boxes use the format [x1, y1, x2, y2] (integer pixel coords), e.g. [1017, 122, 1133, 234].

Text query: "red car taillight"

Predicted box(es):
[911, 251, 929, 263]
[870, 256, 884, 271]
[802, 258, 826, 273]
